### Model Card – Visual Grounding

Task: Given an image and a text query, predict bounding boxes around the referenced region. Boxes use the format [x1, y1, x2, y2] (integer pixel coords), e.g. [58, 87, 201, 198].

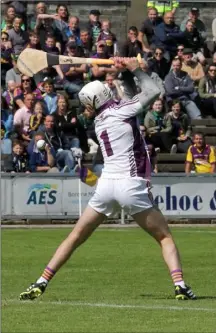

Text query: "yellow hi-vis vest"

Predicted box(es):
[147, 0, 179, 16]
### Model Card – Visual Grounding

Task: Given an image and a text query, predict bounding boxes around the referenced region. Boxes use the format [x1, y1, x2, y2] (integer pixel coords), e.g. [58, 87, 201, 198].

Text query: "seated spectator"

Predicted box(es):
[29, 101, 46, 137]
[97, 19, 117, 56]
[25, 30, 41, 50]
[38, 114, 76, 172]
[164, 57, 202, 119]
[53, 94, 88, 152]
[90, 41, 117, 82]
[80, 29, 92, 57]
[86, 9, 102, 51]
[1, 123, 12, 155]
[28, 131, 58, 173]
[168, 100, 192, 153]
[144, 99, 176, 153]
[147, 47, 170, 80]
[152, 12, 184, 61]
[13, 75, 42, 109]
[1, 96, 13, 138]
[120, 26, 143, 57]
[77, 107, 98, 155]
[66, 16, 81, 45]
[10, 139, 30, 173]
[138, 7, 162, 53]
[180, 8, 207, 43]
[176, 44, 185, 60]
[28, 2, 47, 31]
[104, 73, 124, 101]
[1, 31, 13, 86]
[140, 126, 158, 173]
[13, 93, 35, 143]
[42, 78, 58, 114]
[61, 41, 87, 98]
[7, 15, 29, 55]
[183, 20, 205, 64]
[181, 48, 205, 85]
[2, 80, 16, 111]
[185, 132, 216, 174]
[1, 5, 19, 32]
[198, 63, 216, 118]
[5, 54, 22, 86]
[42, 34, 59, 55]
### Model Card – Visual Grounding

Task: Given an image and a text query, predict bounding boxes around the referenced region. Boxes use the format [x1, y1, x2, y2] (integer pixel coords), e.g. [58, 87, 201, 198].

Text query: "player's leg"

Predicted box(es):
[133, 207, 196, 300]
[19, 205, 105, 300]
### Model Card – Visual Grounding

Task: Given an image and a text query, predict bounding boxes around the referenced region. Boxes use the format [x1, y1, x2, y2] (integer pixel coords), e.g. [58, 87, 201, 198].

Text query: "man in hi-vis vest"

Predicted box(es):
[147, 0, 179, 17]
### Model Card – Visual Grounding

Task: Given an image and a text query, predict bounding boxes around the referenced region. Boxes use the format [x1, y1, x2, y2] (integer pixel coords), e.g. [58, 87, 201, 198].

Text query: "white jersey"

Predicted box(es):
[94, 97, 151, 180]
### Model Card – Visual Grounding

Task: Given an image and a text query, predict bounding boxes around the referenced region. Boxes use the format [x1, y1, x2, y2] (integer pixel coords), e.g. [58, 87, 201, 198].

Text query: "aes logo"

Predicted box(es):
[27, 184, 58, 205]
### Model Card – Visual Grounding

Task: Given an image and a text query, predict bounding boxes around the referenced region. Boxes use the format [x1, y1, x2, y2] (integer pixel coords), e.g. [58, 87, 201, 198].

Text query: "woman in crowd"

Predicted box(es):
[13, 75, 43, 109]
[147, 47, 170, 80]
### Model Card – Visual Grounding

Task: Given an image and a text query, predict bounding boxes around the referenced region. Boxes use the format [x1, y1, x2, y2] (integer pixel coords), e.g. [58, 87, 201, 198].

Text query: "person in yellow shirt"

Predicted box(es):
[147, 0, 179, 17]
[185, 132, 216, 174]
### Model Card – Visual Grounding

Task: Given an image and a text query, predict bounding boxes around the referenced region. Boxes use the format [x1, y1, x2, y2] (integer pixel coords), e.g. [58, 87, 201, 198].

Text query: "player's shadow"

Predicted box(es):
[140, 294, 216, 300]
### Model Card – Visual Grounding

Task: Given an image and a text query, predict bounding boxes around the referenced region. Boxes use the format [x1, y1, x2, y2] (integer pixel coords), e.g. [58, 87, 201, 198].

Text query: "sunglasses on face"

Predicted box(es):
[209, 69, 216, 72]
[155, 52, 163, 55]
[178, 48, 184, 51]
[2, 37, 8, 41]
[22, 79, 30, 82]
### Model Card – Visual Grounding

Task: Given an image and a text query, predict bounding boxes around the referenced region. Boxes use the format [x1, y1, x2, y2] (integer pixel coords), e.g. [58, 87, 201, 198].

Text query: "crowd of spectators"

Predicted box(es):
[1, 2, 216, 175]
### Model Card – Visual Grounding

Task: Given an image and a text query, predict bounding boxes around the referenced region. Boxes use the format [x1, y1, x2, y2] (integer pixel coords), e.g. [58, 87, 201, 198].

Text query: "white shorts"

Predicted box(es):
[88, 178, 153, 217]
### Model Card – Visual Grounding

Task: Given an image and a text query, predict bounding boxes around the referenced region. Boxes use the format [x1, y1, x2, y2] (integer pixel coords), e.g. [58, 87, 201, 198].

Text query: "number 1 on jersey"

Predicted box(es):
[100, 130, 113, 157]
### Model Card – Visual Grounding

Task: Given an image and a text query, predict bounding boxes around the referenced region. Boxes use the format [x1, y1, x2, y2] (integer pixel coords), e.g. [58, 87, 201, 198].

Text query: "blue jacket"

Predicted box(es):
[1, 109, 13, 138]
[153, 22, 184, 53]
[27, 139, 56, 172]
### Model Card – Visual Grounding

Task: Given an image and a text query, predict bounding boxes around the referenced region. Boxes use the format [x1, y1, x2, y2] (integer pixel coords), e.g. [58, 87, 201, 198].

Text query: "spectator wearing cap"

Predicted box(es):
[180, 8, 207, 43]
[86, 10, 102, 50]
[90, 40, 117, 82]
[182, 20, 205, 64]
[147, 0, 179, 17]
[181, 48, 205, 85]
[198, 63, 216, 118]
[97, 20, 117, 57]
[147, 47, 170, 80]
[120, 26, 143, 57]
[138, 7, 162, 54]
[61, 41, 87, 98]
[164, 57, 202, 119]
[185, 132, 216, 174]
[152, 12, 184, 61]
[7, 15, 28, 55]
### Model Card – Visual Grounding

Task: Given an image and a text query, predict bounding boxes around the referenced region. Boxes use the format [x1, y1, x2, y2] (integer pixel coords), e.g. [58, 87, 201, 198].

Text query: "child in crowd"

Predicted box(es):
[97, 20, 117, 56]
[3, 80, 16, 111]
[11, 140, 30, 173]
[29, 101, 46, 136]
[42, 78, 58, 114]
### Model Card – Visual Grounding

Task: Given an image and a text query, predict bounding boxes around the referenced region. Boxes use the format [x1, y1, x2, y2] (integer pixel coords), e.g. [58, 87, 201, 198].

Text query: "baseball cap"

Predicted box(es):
[190, 7, 199, 13]
[90, 9, 101, 16]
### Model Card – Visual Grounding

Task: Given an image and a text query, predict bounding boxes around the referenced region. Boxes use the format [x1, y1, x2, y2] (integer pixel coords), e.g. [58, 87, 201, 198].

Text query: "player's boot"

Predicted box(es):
[19, 282, 47, 300]
[175, 285, 197, 300]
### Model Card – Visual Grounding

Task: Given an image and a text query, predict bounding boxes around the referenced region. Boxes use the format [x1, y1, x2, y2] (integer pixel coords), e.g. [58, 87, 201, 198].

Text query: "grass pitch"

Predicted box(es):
[2, 227, 216, 332]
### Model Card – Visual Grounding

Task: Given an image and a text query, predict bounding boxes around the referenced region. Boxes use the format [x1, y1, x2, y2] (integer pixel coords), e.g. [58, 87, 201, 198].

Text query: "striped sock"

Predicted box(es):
[36, 266, 56, 284]
[171, 269, 186, 288]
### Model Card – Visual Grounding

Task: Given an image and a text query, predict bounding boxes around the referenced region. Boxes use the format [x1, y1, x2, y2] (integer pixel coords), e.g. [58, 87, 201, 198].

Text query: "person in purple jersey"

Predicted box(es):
[19, 58, 196, 301]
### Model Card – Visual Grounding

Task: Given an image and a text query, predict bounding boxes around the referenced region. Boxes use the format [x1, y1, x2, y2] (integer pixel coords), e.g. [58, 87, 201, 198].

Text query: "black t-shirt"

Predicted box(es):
[120, 39, 143, 57]
[140, 18, 163, 45]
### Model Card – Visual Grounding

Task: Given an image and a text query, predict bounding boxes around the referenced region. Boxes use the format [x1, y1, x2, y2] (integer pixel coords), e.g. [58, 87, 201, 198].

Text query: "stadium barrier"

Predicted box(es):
[1, 173, 216, 222]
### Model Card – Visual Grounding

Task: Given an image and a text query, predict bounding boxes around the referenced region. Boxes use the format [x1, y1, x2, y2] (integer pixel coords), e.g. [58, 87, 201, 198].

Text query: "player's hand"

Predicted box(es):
[123, 57, 139, 72]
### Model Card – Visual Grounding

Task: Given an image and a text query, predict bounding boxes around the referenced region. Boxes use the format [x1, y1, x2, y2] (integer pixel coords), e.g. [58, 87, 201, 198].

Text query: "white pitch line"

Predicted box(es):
[4, 299, 216, 313]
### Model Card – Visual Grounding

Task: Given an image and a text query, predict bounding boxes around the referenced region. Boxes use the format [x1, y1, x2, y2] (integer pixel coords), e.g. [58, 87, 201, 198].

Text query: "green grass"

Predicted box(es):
[2, 227, 216, 333]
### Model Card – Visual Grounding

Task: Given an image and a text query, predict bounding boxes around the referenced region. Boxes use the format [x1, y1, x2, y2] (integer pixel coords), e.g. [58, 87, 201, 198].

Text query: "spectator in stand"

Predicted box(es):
[13, 93, 35, 143]
[25, 30, 41, 50]
[1, 31, 13, 86]
[7, 15, 28, 55]
[9, 1, 28, 27]
[29, 101, 46, 137]
[120, 26, 143, 57]
[5, 54, 21, 86]
[80, 29, 92, 57]
[43, 34, 59, 54]
[29, 131, 58, 173]
[182, 20, 205, 64]
[10, 139, 30, 173]
[147, 47, 170, 80]
[212, 52, 216, 66]
[185, 132, 216, 174]
[104, 73, 124, 102]
[61, 41, 87, 98]
[138, 7, 162, 54]
[97, 20, 117, 57]
[91, 40, 117, 82]
[1, 5, 23, 32]
[1, 95, 13, 139]
[164, 57, 202, 119]
[152, 12, 184, 61]
[168, 100, 192, 153]
[1, 123, 12, 156]
[181, 48, 205, 85]
[144, 99, 176, 153]
[2, 80, 16, 112]
[66, 16, 81, 45]
[77, 108, 98, 156]
[86, 9, 102, 51]
[28, 2, 47, 30]
[42, 78, 58, 114]
[180, 8, 207, 43]
[13, 75, 42, 109]
[38, 114, 76, 172]
[147, 0, 179, 17]
[176, 44, 185, 60]
[198, 63, 216, 118]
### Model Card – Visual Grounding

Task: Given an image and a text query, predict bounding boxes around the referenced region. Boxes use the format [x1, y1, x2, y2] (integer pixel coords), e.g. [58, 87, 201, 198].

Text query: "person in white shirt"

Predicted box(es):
[20, 58, 196, 302]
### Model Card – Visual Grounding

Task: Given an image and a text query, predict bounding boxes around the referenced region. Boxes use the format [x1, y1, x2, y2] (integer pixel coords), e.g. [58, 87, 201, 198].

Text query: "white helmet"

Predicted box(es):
[78, 80, 111, 110]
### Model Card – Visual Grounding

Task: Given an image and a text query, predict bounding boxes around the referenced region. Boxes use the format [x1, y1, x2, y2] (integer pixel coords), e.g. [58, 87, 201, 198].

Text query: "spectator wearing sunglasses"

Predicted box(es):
[13, 75, 42, 109]
[148, 47, 170, 80]
[176, 45, 184, 60]
[198, 64, 216, 118]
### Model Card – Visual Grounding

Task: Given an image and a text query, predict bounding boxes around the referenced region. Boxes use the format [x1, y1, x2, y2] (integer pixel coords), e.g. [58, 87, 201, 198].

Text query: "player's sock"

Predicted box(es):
[171, 269, 186, 288]
[36, 266, 56, 284]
